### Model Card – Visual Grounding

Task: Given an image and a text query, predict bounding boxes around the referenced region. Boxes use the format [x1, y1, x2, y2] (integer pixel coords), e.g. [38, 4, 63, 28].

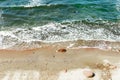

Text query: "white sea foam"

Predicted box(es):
[0, 31, 19, 49]
[0, 22, 120, 49]
[25, 0, 44, 7]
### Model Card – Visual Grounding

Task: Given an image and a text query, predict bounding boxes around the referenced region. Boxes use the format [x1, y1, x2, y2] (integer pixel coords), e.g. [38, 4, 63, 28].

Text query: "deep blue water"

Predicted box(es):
[0, 0, 120, 49]
[0, 0, 120, 27]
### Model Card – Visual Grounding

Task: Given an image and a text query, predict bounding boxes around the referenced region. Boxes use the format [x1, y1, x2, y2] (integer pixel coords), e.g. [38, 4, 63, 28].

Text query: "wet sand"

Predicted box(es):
[0, 45, 120, 80]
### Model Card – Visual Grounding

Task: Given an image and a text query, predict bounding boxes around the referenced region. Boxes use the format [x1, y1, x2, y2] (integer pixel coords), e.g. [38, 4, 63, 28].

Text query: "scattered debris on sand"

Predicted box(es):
[96, 60, 117, 80]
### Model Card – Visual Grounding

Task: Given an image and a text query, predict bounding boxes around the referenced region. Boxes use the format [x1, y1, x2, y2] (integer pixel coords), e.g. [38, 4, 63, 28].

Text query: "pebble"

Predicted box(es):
[83, 69, 95, 78]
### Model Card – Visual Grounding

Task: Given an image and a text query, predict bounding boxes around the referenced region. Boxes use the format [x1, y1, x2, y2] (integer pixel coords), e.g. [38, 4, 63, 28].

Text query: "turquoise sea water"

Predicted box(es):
[0, 0, 120, 49]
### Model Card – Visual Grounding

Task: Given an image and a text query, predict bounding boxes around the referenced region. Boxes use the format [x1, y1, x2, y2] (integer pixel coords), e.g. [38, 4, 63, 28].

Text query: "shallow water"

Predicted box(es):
[0, 0, 120, 49]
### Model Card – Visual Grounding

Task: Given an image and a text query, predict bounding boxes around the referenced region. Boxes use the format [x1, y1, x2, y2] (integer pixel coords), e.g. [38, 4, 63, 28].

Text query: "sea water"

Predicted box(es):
[0, 0, 120, 49]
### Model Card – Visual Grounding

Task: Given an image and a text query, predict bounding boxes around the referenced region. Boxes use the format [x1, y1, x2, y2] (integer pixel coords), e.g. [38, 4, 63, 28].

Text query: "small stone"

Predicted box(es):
[57, 48, 67, 52]
[83, 69, 95, 78]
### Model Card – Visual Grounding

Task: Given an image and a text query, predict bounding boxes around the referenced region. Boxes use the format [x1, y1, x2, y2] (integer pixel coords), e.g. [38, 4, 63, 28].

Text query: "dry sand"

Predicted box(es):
[0, 45, 120, 80]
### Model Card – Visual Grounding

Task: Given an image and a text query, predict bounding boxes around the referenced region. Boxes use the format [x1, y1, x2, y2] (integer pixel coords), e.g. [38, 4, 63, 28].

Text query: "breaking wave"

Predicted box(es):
[0, 22, 120, 49]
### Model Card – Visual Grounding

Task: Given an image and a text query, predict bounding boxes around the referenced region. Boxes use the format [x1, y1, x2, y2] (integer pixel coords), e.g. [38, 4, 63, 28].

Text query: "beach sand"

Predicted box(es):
[0, 44, 120, 80]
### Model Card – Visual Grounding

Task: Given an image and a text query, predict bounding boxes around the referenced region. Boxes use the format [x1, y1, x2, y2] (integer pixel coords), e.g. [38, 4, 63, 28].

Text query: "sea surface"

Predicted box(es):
[0, 0, 120, 49]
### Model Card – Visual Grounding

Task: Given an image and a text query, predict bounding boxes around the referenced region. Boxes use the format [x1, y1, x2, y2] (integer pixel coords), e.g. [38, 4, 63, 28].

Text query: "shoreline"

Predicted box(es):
[1, 39, 120, 52]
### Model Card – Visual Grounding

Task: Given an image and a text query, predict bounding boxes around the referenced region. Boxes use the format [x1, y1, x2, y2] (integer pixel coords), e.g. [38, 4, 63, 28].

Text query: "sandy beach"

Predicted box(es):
[0, 43, 120, 80]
